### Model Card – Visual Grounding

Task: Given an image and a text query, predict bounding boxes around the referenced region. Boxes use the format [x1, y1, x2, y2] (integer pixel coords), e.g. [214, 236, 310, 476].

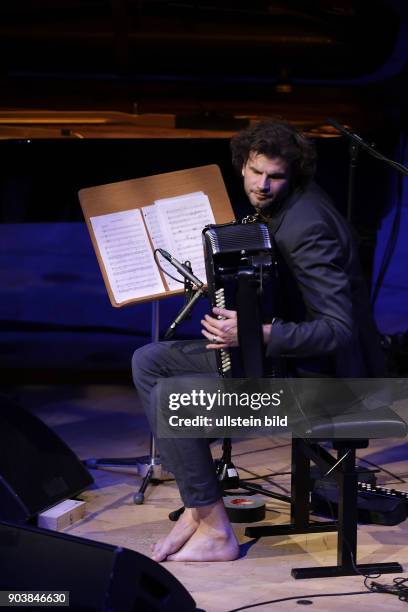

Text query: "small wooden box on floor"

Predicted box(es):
[37, 499, 86, 531]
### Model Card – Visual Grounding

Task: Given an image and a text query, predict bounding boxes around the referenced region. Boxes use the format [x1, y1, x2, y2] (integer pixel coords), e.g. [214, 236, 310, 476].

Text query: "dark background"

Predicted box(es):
[1, 0, 407, 382]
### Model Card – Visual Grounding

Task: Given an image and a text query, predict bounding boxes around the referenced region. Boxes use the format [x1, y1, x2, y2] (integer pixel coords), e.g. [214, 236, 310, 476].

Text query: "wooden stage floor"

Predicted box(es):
[9, 384, 408, 611]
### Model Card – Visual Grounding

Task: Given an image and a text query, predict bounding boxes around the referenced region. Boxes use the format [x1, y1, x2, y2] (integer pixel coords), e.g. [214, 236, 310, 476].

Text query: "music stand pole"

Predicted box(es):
[133, 301, 172, 504]
[85, 300, 172, 505]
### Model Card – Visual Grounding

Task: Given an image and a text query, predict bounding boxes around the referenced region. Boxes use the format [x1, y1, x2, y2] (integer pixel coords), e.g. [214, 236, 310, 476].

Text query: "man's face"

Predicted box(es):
[242, 152, 291, 214]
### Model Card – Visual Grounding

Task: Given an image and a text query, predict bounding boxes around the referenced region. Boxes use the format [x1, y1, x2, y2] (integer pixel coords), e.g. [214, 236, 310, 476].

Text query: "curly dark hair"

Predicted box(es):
[230, 120, 317, 190]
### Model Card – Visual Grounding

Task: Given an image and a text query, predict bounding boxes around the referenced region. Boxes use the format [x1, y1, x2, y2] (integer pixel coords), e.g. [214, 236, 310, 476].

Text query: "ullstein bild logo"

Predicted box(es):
[167, 413, 288, 428]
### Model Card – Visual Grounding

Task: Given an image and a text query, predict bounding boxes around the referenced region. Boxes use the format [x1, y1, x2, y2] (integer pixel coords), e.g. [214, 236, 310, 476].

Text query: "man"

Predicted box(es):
[132, 120, 385, 562]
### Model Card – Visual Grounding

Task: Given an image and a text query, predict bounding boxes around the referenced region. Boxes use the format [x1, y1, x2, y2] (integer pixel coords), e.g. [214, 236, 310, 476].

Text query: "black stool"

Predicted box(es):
[245, 406, 407, 579]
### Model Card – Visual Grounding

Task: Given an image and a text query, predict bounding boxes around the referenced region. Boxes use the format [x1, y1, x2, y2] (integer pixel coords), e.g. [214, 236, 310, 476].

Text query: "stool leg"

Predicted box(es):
[337, 447, 358, 569]
[291, 438, 310, 530]
[292, 442, 403, 578]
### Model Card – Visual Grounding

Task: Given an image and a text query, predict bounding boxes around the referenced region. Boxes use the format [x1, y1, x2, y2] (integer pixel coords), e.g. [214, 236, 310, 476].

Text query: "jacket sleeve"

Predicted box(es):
[266, 218, 354, 358]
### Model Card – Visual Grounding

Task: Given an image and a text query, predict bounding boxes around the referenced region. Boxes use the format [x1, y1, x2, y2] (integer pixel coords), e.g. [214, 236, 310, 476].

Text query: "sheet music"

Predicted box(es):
[142, 204, 182, 291]
[90, 209, 165, 304]
[154, 191, 215, 284]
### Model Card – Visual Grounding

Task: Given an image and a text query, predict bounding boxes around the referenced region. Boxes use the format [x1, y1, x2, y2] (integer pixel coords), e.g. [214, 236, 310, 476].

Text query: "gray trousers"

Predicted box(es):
[131, 340, 223, 507]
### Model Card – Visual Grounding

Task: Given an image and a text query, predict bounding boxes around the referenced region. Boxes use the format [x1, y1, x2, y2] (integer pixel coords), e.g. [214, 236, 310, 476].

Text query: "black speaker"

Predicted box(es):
[0, 521, 197, 611]
[0, 397, 93, 522]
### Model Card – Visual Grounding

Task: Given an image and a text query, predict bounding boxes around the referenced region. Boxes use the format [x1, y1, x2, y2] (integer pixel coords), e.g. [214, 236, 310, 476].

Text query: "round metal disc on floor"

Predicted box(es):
[223, 495, 266, 523]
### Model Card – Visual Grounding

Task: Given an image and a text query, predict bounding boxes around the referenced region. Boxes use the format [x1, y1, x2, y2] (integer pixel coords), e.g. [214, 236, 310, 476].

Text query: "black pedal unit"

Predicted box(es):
[311, 480, 408, 525]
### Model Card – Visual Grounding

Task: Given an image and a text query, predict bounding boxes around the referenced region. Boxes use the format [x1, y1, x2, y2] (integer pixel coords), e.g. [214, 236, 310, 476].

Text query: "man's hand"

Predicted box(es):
[201, 307, 238, 349]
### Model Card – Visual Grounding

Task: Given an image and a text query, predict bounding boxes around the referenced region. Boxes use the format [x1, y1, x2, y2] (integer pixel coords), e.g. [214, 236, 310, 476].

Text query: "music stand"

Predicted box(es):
[79, 165, 235, 503]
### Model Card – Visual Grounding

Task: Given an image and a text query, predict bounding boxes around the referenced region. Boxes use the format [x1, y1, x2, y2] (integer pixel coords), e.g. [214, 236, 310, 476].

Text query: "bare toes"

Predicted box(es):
[151, 538, 163, 553]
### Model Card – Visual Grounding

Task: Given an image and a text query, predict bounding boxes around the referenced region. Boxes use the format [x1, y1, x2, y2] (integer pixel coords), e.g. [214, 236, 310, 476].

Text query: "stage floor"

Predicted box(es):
[8, 384, 408, 611]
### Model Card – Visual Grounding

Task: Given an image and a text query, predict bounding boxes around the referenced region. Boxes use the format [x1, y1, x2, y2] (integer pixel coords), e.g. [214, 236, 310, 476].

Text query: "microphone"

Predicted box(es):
[164, 285, 206, 339]
[326, 117, 366, 147]
[158, 249, 204, 288]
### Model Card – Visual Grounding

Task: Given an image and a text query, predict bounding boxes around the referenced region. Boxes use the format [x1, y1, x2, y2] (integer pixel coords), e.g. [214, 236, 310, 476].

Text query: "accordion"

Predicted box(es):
[202, 221, 281, 378]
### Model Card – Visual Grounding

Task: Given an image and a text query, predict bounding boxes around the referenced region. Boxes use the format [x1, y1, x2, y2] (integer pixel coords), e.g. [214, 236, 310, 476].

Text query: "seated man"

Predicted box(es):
[132, 120, 385, 562]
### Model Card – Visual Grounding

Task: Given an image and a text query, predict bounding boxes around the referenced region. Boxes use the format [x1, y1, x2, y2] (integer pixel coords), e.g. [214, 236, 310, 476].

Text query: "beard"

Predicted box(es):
[251, 193, 274, 207]
[249, 192, 281, 215]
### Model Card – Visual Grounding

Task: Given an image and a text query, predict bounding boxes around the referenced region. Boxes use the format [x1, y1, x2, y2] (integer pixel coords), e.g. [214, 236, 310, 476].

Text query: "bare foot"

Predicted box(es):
[166, 500, 240, 561]
[151, 508, 199, 562]
[166, 523, 240, 562]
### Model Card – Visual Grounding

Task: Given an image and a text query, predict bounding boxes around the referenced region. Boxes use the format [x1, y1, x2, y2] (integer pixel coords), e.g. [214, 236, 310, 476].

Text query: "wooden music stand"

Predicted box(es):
[79, 164, 233, 307]
[79, 164, 234, 502]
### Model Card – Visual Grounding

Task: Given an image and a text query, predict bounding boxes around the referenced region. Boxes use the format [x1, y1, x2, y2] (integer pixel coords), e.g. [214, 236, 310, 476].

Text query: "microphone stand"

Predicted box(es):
[347, 142, 359, 225]
[134, 259, 206, 499]
[326, 118, 408, 224]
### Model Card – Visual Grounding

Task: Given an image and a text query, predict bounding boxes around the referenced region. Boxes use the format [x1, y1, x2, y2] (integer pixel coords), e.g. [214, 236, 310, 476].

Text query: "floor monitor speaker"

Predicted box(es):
[0, 521, 197, 611]
[0, 396, 93, 522]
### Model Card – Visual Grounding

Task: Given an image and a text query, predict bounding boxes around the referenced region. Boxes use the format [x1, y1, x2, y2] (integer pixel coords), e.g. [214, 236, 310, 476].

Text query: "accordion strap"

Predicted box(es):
[236, 270, 264, 377]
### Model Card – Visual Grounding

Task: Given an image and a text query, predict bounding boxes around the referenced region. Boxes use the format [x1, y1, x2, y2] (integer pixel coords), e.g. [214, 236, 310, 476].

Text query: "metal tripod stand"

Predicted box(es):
[85, 301, 172, 504]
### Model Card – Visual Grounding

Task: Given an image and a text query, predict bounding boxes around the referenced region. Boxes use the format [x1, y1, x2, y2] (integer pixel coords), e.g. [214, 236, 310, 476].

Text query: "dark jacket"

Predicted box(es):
[265, 182, 386, 377]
